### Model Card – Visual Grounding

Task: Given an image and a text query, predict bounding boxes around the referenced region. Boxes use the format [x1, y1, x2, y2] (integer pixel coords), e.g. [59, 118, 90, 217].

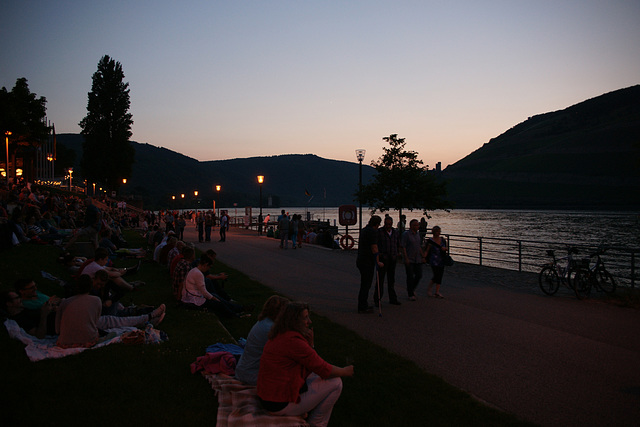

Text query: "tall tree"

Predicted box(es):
[0, 78, 50, 181]
[79, 55, 134, 190]
[358, 134, 449, 221]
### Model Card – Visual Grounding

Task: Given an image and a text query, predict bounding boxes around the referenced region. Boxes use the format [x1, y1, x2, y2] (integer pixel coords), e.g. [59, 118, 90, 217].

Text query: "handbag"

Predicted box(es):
[428, 238, 454, 266]
[443, 254, 454, 267]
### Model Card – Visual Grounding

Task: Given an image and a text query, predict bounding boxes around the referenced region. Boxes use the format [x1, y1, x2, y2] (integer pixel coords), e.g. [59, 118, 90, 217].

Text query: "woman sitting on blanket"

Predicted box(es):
[235, 295, 289, 385]
[257, 302, 354, 427]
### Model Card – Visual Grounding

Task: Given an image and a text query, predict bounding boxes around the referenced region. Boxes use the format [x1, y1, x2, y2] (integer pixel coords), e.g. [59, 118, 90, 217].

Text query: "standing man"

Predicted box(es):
[219, 211, 228, 242]
[277, 210, 290, 249]
[356, 215, 384, 313]
[401, 219, 425, 301]
[375, 216, 401, 307]
[197, 212, 205, 243]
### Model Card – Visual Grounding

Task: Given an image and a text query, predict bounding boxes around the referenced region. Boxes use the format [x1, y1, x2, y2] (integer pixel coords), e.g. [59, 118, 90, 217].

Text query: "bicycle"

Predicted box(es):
[572, 247, 617, 299]
[538, 247, 580, 297]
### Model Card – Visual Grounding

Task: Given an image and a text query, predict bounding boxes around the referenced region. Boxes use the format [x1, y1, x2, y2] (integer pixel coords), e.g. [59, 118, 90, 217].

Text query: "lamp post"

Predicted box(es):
[257, 175, 264, 235]
[5, 131, 12, 183]
[215, 185, 221, 220]
[194, 190, 199, 215]
[68, 168, 74, 192]
[356, 149, 366, 235]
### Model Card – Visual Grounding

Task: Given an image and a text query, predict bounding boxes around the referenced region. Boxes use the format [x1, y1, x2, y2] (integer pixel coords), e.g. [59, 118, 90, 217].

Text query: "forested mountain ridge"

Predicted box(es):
[442, 85, 640, 209]
[57, 85, 640, 210]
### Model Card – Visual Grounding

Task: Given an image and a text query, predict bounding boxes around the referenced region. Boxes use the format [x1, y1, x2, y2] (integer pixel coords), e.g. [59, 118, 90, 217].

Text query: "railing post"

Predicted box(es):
[518, 240, 522, 272]
[632, 251, 636, 289]
[478, 237, 483, 266]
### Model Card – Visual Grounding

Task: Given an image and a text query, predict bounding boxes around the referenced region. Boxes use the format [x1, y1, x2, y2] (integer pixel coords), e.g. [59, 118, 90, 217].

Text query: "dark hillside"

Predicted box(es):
[443, 85, 640, 209]
[57, 135, 375, 209]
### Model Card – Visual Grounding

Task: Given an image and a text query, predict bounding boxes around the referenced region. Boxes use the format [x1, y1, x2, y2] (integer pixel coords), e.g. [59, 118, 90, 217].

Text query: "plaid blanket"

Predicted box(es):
[204, 373, 309, 427]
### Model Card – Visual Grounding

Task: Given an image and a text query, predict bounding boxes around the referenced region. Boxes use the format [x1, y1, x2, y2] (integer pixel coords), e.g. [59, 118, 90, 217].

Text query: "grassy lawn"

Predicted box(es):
[0, 230, 533, 426]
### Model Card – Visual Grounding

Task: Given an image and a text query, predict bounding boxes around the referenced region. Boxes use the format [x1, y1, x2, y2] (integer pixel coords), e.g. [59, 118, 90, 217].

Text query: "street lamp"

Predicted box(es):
[215, 185, 221, 219]
[5, 131, 12, 183]
[194, 190, 200, 215]
[356, 149, 366, 235]
[257, 175, 264, 235]
[68, 168, 74, 192]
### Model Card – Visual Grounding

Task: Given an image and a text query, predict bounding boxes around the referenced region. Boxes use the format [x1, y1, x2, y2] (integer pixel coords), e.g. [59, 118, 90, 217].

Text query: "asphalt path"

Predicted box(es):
[186, 225, 640, 427]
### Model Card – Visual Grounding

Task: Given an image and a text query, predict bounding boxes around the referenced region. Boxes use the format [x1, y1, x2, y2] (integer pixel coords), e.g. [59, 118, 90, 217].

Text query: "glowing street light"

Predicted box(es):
[214, 185, 221, 219]
[5, 131, 11, 182]
[67, 168, 74, 191]
[257, 175, 264, 235]
[355, 149, 366, 235]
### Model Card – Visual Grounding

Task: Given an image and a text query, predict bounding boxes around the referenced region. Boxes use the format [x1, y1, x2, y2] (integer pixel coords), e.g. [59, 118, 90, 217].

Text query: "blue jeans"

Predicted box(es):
[404, 263, 423, 297]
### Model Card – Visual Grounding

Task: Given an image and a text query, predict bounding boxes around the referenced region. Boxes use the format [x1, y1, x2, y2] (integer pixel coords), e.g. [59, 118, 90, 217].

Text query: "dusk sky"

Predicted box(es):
[2, 1, 638, 168]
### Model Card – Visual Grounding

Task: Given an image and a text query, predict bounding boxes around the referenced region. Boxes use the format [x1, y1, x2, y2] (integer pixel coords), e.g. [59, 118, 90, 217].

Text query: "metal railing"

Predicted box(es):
[443, 233, 638, 288]
[239, 218, 639, 288]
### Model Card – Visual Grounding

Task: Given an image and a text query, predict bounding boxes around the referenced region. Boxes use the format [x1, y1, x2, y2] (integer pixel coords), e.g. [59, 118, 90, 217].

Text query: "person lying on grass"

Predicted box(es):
[82, 247, 143, 292]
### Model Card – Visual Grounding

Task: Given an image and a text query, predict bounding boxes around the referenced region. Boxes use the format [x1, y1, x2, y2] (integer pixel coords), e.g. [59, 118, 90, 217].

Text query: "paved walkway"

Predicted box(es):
[186, 225, 640, 427]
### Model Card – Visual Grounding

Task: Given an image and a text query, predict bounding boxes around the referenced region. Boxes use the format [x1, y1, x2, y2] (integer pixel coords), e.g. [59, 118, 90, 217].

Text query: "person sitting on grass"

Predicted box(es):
[202, 249, 254, 314]
[159, 236, 178, 266]
[235, 295, 289, 385]
[1, 289, 59, 338]
[257, 302, 354, 427]
[15, 278, 54, 310]
[172, 245, 195, 301]
[82, 247, 143, 292]
[56, 275, 166, 348]
[181, 253, 247, 318]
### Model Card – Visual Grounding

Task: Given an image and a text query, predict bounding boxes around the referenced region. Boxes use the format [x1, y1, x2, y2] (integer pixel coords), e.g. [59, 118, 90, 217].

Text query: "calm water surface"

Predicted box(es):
[257, 208, 640, 248]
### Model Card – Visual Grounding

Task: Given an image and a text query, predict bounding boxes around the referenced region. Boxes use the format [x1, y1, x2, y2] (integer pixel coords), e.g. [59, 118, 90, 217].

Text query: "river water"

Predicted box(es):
[234, 207, 639, 283]
[254, 207, 640, 248]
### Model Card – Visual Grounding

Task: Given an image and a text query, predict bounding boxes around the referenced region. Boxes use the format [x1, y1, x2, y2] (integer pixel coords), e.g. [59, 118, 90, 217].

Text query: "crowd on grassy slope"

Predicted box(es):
[0, 180, 356, 426]
[0, 179, 165, 346]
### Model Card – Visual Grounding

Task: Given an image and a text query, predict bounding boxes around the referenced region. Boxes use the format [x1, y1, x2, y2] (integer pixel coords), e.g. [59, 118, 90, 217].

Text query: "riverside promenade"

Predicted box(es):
[186, 226, 640, 427]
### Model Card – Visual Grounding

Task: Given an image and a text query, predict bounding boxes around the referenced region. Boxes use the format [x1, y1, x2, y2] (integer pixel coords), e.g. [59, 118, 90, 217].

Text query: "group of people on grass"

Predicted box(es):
[233, 296, 353, 427]
[1, 183, 165, 348]
[1, 262, 165, 348]
[1, 181, 386, 426]
[357, 214, 449, 314]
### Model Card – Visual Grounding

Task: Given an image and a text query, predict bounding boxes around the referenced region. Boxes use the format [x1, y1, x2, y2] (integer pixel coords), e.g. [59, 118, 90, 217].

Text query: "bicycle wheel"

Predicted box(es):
[572, 270, 592, 300]
[539, 266, 560, 295]
[594, 268, 616, 294]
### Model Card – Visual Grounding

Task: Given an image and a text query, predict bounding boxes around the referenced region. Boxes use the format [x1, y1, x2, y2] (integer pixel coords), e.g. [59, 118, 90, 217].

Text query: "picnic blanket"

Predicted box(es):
[4, 319, 137, 362]
[204, 373, 309, 427]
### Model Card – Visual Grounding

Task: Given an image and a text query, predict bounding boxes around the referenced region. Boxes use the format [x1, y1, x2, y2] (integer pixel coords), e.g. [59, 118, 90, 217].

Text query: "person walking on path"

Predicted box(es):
[219, 211, 229, 242]
[356, 215, 384, 313]
[204, 214, 213, 242]
[425, 225, 448, 299]
[374, 216, 401, 307]
[401, 219, 425, 301]
[278, 210, 290, 249]
[290, 214, 299, 249]
[197, 212, 205, 243]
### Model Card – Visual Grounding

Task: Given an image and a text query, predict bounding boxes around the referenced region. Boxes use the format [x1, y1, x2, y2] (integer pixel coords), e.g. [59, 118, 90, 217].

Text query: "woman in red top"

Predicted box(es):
[257, 302, 354, 427]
